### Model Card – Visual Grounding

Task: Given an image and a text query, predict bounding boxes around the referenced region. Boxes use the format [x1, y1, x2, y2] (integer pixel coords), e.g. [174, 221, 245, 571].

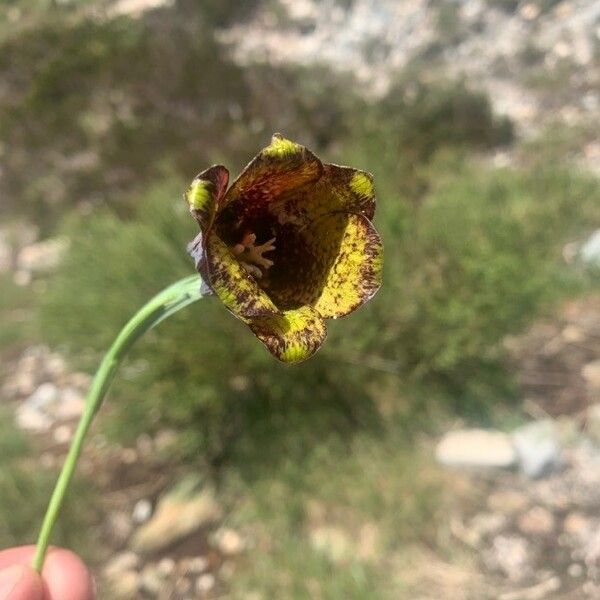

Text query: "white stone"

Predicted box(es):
[132, 498, 153, 525]
[26, 383, 59, 410]
[157, 557, 176, 577]
[196, 573, 216, 594]
[581, 230, 600, 267]
[53, 388, 85, 420]
[16, 237, 67, 275]
[15, 405, 52, 432]
[214, 527, 245, 556]
[181, 556, 209, 574]
[104, 551, 141, 580]
[512, 420, 561, 478]
[53, 424, 72, 444]
[435, 429, 518, 470]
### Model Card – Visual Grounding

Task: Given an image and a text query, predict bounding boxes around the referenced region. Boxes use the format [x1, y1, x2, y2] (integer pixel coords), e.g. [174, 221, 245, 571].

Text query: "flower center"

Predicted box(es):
[231, 232, 276, 279]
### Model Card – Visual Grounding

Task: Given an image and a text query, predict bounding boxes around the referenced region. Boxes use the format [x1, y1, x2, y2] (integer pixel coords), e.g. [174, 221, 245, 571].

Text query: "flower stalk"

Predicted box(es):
[32, 275, 204, 572]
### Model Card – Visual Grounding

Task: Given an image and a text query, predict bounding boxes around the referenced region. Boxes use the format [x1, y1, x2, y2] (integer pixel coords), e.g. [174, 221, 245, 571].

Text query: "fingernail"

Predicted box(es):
[0, 566, 25, 599]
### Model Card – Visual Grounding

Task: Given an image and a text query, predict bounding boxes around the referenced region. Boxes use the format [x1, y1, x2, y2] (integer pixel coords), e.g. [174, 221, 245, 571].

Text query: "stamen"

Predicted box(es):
[230, 232, 276, 279]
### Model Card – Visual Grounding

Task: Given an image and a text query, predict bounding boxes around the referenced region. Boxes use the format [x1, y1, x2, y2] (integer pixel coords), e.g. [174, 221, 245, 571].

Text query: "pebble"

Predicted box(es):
[512, 420, 561, 478]
[26, 383, 59, 410]
[15, 405, 52, 432]
[140, 565, 165, 596]
[110, 570, 140, 598]
[132, 498, 153, 524]
[435, 429, 518, 470]
[53, 424, 72, 444]
[569, 563, 584, 577]
[484, 535, 534, 582]
[103, 551, 141, 579]
[157, 557, 176, 577]
[196, 573, 216, 594]
[214, 527, 246, 556]
[132, 477, 222, 554]
[106, 511, 134, 546]
[16, 237, 67, 276]
[52, 388, 85, 420]
[181, 556, 210, 574]
[488, 489, 529, 515]
[517, 506, 555, 536]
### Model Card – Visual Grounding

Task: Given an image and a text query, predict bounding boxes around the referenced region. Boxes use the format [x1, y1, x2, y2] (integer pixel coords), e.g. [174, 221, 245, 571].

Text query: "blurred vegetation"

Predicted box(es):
[0, 409, 96, 555]
[1, 0, 599, 596]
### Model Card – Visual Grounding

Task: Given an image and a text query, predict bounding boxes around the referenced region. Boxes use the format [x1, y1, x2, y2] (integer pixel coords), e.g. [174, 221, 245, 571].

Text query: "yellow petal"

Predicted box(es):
[323, 164, 376, 219]
[313, 213, 383, 318]
[204, 233, 279, 318]
[223, 133, 323, 210]
[249, 306, 327, 363]
[186, 165, 229, 232]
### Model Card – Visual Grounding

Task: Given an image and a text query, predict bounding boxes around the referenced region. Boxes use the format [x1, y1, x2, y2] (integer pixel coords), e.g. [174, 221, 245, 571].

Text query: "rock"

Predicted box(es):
[109, 570, 140, 599]
[568, 563, 584, 578]
[561, 325, 585, 343]
[309, 526, 353, 563]
[213, 527, 245, 556]
[44, 353, 67, 379]
[519, 3, 540, 20]
[65, 372, 93, 391]
[15, 405, 52, 432]
[488, 489, 529, 515]
[106, 510, 134, 546]
[132, 498, 153, 525]
[131, 476, 222, 554]
[512, 420, 561, 478]
[180, 556, 209, 575]
[484, 535, 534, 582]
[580, 229, 600, 267]
[157, 557, 176, 577]
[104, 551, 141, 579]
[53, 424, 72, 444]
[564, 512, 589, 537]
[435, 429, 517, 470]
[16, 237, 67, 276]
[517, 506, 555, 536]
[52, 388, 85, 421]
[26, 383, 59, 410]
[195, 573, 216, 594]
[154, 429, 178, 454]
[140, 564, 166, 597]
[467, 512, 509, 545]
[582, 361, 600, 390]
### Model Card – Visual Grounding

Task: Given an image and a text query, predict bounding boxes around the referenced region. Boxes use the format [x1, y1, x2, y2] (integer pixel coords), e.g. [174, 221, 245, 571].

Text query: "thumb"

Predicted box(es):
[0, 565, 43, 600]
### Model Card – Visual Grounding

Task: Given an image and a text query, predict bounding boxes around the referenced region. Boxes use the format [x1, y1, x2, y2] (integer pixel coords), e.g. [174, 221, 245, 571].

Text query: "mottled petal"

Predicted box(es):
[186, 165, 229, 232]
[204, 232, 279, 318]
[221, 133, 323, 214]
[249, 306, 326, 363]
[323, 164, 376, 220]
[313, 213, 383, 318]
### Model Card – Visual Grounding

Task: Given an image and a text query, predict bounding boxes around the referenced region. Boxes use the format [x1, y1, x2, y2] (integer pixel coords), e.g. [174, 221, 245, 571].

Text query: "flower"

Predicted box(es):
[186, 133, 383, 363]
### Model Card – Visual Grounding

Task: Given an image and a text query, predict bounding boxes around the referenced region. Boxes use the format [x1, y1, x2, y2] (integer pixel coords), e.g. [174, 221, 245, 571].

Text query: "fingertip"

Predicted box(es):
[42, 548, 94, 600]
[0, 565, 43, 600]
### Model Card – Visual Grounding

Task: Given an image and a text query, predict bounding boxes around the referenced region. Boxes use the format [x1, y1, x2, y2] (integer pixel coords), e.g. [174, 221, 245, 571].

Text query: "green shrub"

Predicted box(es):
[40, 152, 599, 460]
[0, 409, 96, 556]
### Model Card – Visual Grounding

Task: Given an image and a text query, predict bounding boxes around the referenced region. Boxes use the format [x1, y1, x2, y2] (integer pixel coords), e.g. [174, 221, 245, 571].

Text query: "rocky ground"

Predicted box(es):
[219, 0, 600, 173]
[436, 294, 600, 599]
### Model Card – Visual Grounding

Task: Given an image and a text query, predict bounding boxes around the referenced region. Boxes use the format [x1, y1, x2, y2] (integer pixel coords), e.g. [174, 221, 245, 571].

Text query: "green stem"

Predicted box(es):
[32, 275, 204, 572]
